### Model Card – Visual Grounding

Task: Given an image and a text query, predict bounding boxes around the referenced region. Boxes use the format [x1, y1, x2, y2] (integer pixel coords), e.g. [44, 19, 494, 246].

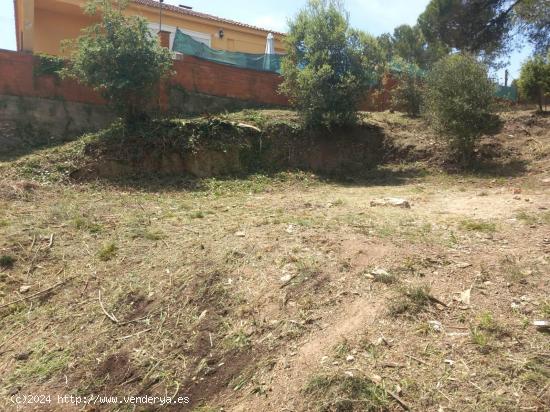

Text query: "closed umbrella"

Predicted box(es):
[264, 33, 275, 71]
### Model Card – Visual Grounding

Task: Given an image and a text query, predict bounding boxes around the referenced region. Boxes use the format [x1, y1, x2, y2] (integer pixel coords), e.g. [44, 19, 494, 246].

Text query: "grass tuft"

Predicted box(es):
[459, 219, 496, 233]
[0, 254, 16, 269]
[388, 285, 432, 317]
[98, 242, 117, 261]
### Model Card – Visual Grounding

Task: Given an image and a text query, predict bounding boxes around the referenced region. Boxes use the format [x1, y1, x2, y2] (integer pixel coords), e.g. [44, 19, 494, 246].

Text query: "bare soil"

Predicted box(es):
[0, 109, 548, 412]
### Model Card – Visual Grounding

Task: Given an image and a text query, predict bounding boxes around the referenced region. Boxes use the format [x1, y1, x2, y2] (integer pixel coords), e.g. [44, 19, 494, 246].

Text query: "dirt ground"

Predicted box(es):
[0, 110, 548, 411]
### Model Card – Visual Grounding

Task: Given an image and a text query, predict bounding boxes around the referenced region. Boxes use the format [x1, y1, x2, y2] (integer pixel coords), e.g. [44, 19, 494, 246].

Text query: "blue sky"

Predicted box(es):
[0, 0, 531, 81]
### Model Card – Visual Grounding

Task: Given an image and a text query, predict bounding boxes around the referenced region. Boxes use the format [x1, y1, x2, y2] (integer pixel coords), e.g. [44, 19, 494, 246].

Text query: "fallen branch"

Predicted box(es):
[405, 354, 431, 366]
[115, 328, 151, 341]
[349, 368, 411, 411]
[0, 269, 68, 310]
[48, 234, 54, 248]
[98, 290, 119, 324]
[427, 294, 448, 308]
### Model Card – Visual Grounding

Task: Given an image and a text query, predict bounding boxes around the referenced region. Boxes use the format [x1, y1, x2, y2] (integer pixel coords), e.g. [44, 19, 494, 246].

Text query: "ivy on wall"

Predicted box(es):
[33, 54, 65, 78]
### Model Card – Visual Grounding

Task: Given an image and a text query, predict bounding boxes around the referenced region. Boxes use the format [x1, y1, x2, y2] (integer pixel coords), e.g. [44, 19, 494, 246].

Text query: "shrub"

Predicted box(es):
[280, 0, 381, 129]
[62, 0, 173, 123]
[391, 61, 424, 116]
[517, 55, 550, 112]
[423, 53, 499, 165]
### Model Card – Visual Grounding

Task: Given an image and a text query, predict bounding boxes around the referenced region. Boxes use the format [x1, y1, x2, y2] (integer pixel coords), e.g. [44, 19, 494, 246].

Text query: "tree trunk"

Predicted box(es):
[538, 85, 544, 112]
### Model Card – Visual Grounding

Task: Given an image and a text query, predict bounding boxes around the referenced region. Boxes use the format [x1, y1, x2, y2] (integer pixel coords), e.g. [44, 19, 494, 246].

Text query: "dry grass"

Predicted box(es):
[0, 109, 548, 411]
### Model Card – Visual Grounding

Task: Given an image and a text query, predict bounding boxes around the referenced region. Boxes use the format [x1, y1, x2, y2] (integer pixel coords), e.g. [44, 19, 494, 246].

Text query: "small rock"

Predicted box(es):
[8, 386, 21, 396]
[235, 231, 246, 237]
[19, 285, 31, 293]
[344, 371, 354, 377]
[541, 178, 550, 185]
[370, 198, 411, 209]
[533, 320, 550, 331]
[280, 274, 293, 283]
[346, 355, 355, 362]
[428, 320, 443, 332]
[14, 351, 32, 361]
[456, 262, 472, 269]
[371, 268, 390, 276]
[444, 359, 455, 366]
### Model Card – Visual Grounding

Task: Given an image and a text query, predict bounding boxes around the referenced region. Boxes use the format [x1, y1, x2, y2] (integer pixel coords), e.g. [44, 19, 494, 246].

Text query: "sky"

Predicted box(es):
[0, 0, 532, 81]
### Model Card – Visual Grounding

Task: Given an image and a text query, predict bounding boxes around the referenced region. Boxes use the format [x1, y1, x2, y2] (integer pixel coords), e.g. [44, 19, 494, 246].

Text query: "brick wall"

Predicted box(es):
[0, 50, 105, 105]
[0, 49, 288, 109]
[0, 49, 393, 113]
[171, 54, 288, 107]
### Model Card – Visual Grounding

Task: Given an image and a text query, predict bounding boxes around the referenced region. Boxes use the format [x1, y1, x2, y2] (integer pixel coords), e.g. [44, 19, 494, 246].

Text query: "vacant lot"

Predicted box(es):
[0, 110, 548, 411]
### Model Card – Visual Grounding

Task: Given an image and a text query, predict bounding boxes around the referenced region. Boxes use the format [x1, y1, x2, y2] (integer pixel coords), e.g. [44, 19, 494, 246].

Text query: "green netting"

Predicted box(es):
[172, 29, 283, 74]
[495, 85, 518, 101]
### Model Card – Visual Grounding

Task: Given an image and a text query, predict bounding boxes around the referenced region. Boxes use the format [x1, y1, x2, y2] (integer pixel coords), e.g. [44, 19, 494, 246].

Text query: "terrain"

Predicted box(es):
[0, 109, 548, 411]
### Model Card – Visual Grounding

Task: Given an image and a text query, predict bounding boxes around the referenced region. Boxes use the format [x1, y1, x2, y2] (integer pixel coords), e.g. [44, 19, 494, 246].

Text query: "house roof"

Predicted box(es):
[133, 0, 286, 36]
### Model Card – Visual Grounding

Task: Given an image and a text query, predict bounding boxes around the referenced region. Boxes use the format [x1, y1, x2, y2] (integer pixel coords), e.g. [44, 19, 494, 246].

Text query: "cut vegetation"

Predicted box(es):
[0, 109, 548, 412]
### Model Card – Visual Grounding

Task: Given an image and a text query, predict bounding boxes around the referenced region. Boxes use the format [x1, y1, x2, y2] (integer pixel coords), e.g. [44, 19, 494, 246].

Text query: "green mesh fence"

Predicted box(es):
[172, 29, 283, 74]
[495, 85, 518, 101]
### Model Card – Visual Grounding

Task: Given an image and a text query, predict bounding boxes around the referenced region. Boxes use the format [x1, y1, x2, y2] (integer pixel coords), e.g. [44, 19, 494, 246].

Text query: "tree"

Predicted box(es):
[515, 0, 550, 56]
[517, 55, 550, 112]
[423, 54, 498, 165]
[418, 0, 515, 65]
[391, 60, 424, 117]
[392, 25, 448, 69]
[280, 0, 379, 128]
[377, 26, 447, 70]
[62, 0, 173, 123]
[418, 0, 550, 64]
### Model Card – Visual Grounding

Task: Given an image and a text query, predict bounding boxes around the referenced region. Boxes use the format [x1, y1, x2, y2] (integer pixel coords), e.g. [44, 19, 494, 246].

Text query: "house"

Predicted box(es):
[13, 0, 286, 56]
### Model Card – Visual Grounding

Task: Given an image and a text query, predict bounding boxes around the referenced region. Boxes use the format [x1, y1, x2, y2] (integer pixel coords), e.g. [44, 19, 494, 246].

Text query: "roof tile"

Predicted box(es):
[133, 0, 286, 36]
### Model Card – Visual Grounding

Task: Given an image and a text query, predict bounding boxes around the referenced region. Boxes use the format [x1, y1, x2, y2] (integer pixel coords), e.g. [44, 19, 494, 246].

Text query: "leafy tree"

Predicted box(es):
[62, 0, 173, 123]
[423, 53, 499, 165]
[418, 0, 515, 65]
[391, 60, 424, 117]
[418, 0, 549, 64]
[517, 55, 550, 112]
[515, 0, 550, 56]
[280, 0, 379, 128]
[377, 25, 448, 70]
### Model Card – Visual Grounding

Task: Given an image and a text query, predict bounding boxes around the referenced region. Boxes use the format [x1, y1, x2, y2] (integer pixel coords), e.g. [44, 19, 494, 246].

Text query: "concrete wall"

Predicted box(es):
[0, 94, 114, 155]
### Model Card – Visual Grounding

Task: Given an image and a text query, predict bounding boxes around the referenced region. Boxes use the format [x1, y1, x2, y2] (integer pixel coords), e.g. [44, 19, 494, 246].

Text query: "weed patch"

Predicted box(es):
[98, 242, 117, 261]
[388, 286, 433, 317]
[459, 219, 496, 233]
[304, 373, 388, 411]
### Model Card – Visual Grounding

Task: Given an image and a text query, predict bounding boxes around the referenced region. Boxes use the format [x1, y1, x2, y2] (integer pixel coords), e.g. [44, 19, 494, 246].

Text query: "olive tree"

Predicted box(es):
[280, 0, 381, 129]
[517, 55, 550, 112]
[423, 53, 498, 165]
[62, 0, 173, 123]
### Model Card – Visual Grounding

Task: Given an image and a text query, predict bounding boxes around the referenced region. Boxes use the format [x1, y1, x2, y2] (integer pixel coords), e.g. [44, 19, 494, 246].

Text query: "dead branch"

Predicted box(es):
[98, 290, 119, 324]
[0, 269, 69, 310]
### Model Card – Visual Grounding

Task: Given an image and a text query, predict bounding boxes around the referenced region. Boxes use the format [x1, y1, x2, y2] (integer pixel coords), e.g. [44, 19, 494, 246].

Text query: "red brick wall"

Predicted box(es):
[170, 55, 288, 106]
[0, 49, 396, 112]
[0, 49, 105, 105]
[0, 49, 288, 109]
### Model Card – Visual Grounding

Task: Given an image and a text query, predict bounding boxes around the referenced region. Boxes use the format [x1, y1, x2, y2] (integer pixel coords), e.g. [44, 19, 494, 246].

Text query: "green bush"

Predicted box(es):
[62, 0, 173, 123]
[423, 53, 499, 165]
[391, 62, 424, 117]
[517, 55, 550, 112]
[280, 0, 381, 129]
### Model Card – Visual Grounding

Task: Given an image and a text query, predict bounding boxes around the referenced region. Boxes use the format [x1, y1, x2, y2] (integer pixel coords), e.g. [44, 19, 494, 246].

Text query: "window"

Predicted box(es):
[147, 23, 211, 49]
